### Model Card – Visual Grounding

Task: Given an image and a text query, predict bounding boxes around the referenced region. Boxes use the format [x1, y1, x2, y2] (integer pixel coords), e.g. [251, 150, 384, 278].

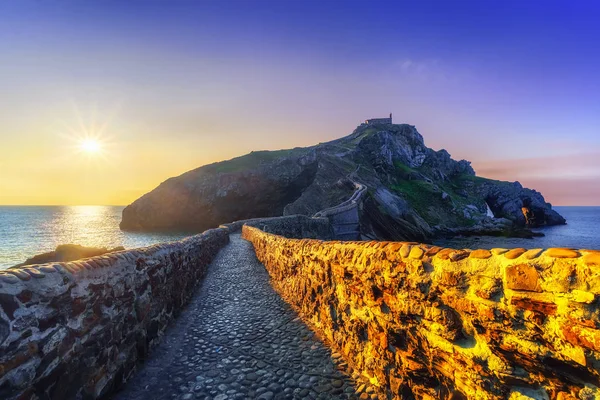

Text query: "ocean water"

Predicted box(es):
[0, 206, 189, 269]
[434, 206, 600, 250]
[0, 206, 598, 269]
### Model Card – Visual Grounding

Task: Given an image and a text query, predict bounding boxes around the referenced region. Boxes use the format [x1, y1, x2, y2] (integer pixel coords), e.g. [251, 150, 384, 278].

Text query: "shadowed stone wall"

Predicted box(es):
[314, 182, 366, 240]
[243, 225, 600, 399]
[0, 228, 229, 400]
[222, 214, 332, 239]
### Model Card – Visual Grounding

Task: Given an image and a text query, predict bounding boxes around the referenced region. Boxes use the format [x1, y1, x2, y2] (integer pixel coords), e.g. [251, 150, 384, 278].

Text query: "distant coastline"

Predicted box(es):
[1, 205, 598, 270]
[433, 206, 600, 250]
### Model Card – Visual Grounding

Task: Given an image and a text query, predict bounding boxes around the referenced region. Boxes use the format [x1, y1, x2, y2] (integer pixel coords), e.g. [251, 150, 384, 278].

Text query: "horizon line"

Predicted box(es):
[0, 204, 599, 208]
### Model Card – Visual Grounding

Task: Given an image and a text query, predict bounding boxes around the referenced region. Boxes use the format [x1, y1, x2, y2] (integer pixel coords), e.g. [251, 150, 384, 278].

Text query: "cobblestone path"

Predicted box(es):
[114, 234, 362, 400]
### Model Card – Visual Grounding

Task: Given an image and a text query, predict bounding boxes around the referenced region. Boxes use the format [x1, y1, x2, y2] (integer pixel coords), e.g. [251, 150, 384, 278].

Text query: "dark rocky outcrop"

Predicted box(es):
[12, 244, 125, 268]
[121, 149, 324, 232]
[121, 123, 566, 241]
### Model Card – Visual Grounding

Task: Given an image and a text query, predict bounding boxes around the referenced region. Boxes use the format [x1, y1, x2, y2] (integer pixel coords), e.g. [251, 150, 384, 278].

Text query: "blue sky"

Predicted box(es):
[0, 0, 598, 205]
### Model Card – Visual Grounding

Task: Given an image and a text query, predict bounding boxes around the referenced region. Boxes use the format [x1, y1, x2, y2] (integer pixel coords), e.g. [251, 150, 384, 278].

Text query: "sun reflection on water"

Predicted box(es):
[0, 206, 189, 269]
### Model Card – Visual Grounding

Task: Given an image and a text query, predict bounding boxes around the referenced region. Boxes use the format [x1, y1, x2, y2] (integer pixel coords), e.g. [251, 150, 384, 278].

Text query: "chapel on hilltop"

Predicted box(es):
[364, 113, 392, 125]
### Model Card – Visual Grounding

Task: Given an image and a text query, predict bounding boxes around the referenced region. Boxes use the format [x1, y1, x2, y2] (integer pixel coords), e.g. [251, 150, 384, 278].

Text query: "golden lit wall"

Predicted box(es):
[243, 225, 600, 400]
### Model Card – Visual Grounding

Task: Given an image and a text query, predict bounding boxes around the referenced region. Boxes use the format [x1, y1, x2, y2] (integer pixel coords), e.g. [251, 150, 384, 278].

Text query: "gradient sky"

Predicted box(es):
[0, 0, 599, 206]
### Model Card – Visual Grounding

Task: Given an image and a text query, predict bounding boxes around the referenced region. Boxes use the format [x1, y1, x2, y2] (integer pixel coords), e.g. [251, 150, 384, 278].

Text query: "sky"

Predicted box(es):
[0, 0, 599, 206]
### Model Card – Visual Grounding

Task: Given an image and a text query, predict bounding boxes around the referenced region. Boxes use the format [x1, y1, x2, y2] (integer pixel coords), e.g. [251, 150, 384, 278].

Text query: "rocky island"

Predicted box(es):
[120, 121, 565, 241]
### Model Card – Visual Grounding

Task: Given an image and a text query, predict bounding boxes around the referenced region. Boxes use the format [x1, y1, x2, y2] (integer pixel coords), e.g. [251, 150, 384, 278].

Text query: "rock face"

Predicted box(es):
[121, 123, 565, 240]
[12, 244, 125, 268]
[244, 225, 600, 400]
[0, 228, 229, 400]
[121, 149, 323, 232]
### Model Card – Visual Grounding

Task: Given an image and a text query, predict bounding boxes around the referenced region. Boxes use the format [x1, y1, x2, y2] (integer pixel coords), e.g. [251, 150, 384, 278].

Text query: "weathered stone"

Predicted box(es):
[400, 245, 412, 258]
[38, 266, 57, 273]
[0, 227, 229, 400]
[491, 248, 508, 255]
[561, 325, 600, 352]
[572, 290, 595, 304]
[425, 247, 442, 256]
[545, 248, 581, 259]
[556, 392, 578, 400]
[6, 270, 31, 281]
[522, 249, 543, 260]
[0, 274, 19, 284]
[505, 264, 542, 292]
[583, 253, 600, 266]
[469, 249, 492, 259]
[504, 248, 526, 260]
[409, 247, 424, 259]
[449, 251, 469, 262]
[23, 268, 45, 279]
[242, 225, 597, 400]
[0, 293, 19, 319]
[511, 296, 556, 315]
[0, 315, 9, 345]
[436, 248, 455, 260]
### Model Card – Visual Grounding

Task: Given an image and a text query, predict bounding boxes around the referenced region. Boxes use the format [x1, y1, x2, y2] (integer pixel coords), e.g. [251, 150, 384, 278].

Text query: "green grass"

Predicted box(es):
[350, 127, 379, 145]
[212, 149, 302, 173]
[390, 167, 488, 227]
[454, 173, 511, 186]
[394, 161, 416, 174]
[391, 179, 444, 224]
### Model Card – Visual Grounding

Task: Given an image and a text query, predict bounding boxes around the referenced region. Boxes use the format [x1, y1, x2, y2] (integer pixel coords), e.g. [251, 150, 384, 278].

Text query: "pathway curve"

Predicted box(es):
[114, 235, 362, 400]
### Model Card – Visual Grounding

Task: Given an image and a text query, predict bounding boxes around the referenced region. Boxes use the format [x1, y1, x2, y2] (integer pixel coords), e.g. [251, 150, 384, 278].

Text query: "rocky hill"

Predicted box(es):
[120, 123, 566, 241]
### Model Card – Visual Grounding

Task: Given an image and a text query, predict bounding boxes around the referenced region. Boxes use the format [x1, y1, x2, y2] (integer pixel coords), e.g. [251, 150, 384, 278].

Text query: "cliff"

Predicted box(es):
[121, 123, 565, 241]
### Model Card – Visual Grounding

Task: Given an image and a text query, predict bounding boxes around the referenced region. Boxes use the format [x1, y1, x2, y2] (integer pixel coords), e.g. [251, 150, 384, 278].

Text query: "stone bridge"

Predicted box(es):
[313, 182, 367, 241]
[1, 216, 600, 399]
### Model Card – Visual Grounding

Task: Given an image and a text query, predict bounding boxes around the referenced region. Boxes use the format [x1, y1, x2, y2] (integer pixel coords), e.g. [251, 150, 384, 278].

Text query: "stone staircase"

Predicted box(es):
[313, 182, 366, 240]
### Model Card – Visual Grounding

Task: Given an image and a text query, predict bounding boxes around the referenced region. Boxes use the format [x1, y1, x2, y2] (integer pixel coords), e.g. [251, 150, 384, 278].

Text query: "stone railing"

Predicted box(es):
[221, 214, 332, 239]
[0, 228, 229, 400]
[243, 225, 600, 399]
[314, 182, 366, 240]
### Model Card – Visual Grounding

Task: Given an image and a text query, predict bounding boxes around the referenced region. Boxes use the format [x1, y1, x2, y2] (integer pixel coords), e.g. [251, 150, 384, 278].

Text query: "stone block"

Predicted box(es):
[409, 247, 425, 260]
[522, 249, 543, 260]
[583, 253, 600, 266]
[504, 248, 526, 260]
[469, 249, 492, 259]
[505, 264, 542, 292]
[510, 296, 556, 315]
[545, 248, 581, 259]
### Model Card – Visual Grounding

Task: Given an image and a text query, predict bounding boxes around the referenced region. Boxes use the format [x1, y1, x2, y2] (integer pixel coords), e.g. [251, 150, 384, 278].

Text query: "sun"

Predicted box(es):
[80, 139, 102, 154]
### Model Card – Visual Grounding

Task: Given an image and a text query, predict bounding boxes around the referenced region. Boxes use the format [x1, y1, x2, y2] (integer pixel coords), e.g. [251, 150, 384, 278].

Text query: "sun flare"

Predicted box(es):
[80, 139, 102, 154]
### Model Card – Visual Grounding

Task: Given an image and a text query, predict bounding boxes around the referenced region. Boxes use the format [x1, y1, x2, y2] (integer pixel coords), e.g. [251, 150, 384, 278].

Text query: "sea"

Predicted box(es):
[0, 206, 189, 269]
[433, 206, 600, 251]
[0, 206, 598, 269]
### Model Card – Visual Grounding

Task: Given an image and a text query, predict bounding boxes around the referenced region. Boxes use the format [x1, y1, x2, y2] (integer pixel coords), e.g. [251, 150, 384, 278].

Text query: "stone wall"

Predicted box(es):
[0, 228, 229, 400]
[222, 214, 332, 240]
[365, 118, 392, 125]
[243, 225, 600, 399]
[314, 182, 366, 240]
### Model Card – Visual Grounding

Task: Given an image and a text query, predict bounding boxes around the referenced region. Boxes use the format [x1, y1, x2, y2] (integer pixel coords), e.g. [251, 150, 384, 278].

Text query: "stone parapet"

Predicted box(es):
[222, 214, 332, 240]
[0, 228, 229, 400]
[313, 182, 366, 218]
[243, 225, 600, 399]
[314, 182, 366, 240]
